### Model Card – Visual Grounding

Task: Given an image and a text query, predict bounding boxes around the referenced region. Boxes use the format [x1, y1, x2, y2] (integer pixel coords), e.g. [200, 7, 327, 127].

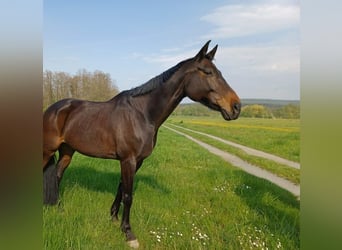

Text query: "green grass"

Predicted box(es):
[166, 124, 300, 185]
[168, 116, 300, 162]
[43, 127, 299, 249]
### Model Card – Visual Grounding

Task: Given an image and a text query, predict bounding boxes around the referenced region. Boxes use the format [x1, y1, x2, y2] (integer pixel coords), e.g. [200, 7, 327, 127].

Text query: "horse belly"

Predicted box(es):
[63, 124, 118, 159]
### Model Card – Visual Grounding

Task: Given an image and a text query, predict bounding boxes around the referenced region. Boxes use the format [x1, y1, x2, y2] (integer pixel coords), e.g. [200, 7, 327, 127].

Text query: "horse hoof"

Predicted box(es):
[127, 239, 139, 249]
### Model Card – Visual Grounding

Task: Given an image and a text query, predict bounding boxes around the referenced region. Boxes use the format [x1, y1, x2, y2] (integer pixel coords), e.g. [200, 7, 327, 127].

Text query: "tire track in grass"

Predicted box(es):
[168, 124, 300, 169]
[163, 125, 300, 197]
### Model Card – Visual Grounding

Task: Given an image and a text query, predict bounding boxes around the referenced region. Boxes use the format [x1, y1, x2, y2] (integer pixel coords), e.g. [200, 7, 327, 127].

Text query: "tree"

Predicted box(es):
[241, 104, 272, 118]
[273, 104, 300, 119]
[43, 70, 119, 110]
[43, 70, 54, 107]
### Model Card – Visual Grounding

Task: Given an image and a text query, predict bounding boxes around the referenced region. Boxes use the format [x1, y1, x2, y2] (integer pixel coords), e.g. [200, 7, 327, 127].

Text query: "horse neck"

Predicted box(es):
[145, 76, 186, 128]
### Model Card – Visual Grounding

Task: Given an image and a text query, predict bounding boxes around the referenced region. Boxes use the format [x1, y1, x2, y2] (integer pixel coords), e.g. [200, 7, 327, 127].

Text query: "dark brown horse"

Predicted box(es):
[43, 41, 241, 248]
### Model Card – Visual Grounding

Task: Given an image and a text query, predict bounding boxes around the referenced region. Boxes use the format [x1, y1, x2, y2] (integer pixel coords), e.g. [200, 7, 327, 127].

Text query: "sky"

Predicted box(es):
[44, 0, 300, 100]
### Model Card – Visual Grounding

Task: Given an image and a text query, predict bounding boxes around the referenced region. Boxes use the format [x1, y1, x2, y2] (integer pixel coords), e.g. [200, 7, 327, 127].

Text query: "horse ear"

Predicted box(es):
[206, 44, 218, 61]
[195, 40, 211, 61]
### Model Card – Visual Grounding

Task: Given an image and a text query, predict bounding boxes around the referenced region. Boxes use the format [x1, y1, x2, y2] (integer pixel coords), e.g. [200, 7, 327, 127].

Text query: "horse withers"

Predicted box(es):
[43, 40, 240, 248]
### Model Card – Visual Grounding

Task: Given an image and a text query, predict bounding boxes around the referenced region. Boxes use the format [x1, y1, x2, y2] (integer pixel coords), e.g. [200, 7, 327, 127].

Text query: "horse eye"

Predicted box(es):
[198, 67, 212, 75]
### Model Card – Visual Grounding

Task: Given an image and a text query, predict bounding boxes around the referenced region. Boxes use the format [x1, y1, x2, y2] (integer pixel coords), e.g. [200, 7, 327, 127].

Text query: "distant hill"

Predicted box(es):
[241, 99, 300, 108]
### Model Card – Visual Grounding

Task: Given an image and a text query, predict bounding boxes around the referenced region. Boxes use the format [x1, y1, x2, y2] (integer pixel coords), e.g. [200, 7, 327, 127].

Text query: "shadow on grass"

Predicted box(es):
[233, 169, 300, 245]
[59, 164, 170, 196]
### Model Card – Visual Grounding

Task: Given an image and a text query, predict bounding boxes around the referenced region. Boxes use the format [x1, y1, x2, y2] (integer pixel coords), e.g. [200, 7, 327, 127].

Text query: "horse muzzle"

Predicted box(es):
[221, 102, 241, 121]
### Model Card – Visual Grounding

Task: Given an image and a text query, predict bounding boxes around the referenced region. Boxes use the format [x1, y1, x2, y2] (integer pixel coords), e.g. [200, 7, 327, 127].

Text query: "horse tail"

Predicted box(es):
[43, 155, 59, 205]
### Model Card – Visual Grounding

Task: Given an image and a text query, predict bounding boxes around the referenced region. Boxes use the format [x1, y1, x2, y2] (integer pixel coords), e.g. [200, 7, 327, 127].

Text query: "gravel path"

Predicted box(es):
[163, 125, 300, 197]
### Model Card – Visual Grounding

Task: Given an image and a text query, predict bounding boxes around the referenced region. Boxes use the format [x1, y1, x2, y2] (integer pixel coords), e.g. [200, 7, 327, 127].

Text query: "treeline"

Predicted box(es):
[173, 103, 300, 119]
[240, 104, 300, 119]
[43, 69, 119, 110]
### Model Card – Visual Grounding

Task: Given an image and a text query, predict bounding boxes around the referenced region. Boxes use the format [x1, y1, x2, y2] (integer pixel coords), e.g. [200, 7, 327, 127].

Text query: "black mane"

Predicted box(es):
[127, 59, 190, 97]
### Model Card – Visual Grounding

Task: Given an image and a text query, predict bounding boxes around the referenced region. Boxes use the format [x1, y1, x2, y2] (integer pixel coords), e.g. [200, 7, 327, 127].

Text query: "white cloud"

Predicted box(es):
[216, 45, 299, 74]
[214, 45, 299, 99]
[139, 44, 299, 75]
[201, 3, 299, 39]
[140, 51, 196, 69]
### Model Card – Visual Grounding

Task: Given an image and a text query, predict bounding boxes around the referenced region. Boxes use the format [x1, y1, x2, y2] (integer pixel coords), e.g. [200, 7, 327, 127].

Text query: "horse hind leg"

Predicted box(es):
[56, 143, 75, 185]
[43, 102, 71, 204]
[110, 160, 143, 221]
[43, 144, 74, 205]
[111, 181, 122, 221]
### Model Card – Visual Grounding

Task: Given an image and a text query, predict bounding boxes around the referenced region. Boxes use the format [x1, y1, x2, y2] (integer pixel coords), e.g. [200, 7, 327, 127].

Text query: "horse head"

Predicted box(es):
[184, 41, 241, 120]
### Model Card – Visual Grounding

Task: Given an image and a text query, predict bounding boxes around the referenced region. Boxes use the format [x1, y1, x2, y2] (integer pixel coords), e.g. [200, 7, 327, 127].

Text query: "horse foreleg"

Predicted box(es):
[120, 158, 139, 248]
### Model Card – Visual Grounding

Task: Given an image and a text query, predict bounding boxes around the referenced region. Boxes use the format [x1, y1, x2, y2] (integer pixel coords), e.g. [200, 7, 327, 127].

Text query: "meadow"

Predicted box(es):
[43, 119, 300, 249]
[166, 116, 300, 184]
[167, 116, 300, 162]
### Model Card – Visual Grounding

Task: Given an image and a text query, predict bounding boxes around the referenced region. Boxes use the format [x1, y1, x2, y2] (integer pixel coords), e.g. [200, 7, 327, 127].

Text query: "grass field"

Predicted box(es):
[43, 122, 300, 249]
[166, 116, 300, 185]
[167, 116, 300, 162]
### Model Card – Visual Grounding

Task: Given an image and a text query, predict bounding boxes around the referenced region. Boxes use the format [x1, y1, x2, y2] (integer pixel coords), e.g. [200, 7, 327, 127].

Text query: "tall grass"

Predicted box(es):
[43, 128, 299, 249]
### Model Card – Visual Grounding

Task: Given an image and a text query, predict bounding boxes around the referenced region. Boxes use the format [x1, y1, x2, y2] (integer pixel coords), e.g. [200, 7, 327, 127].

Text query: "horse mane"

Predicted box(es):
[127, 59, 190, 97]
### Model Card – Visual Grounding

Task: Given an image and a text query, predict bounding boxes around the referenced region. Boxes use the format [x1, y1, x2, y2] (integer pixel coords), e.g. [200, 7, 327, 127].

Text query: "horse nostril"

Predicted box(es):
[233, 102, 241, 113]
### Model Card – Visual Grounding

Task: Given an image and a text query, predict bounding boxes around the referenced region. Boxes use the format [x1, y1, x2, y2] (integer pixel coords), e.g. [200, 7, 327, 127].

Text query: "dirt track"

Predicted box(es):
[163, 124, 300, 197]
[168, 124, 300, 169]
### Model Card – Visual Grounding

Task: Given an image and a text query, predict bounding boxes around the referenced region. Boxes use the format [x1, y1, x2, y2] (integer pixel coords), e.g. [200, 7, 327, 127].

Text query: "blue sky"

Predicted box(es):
[44, 0, 299, 100]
